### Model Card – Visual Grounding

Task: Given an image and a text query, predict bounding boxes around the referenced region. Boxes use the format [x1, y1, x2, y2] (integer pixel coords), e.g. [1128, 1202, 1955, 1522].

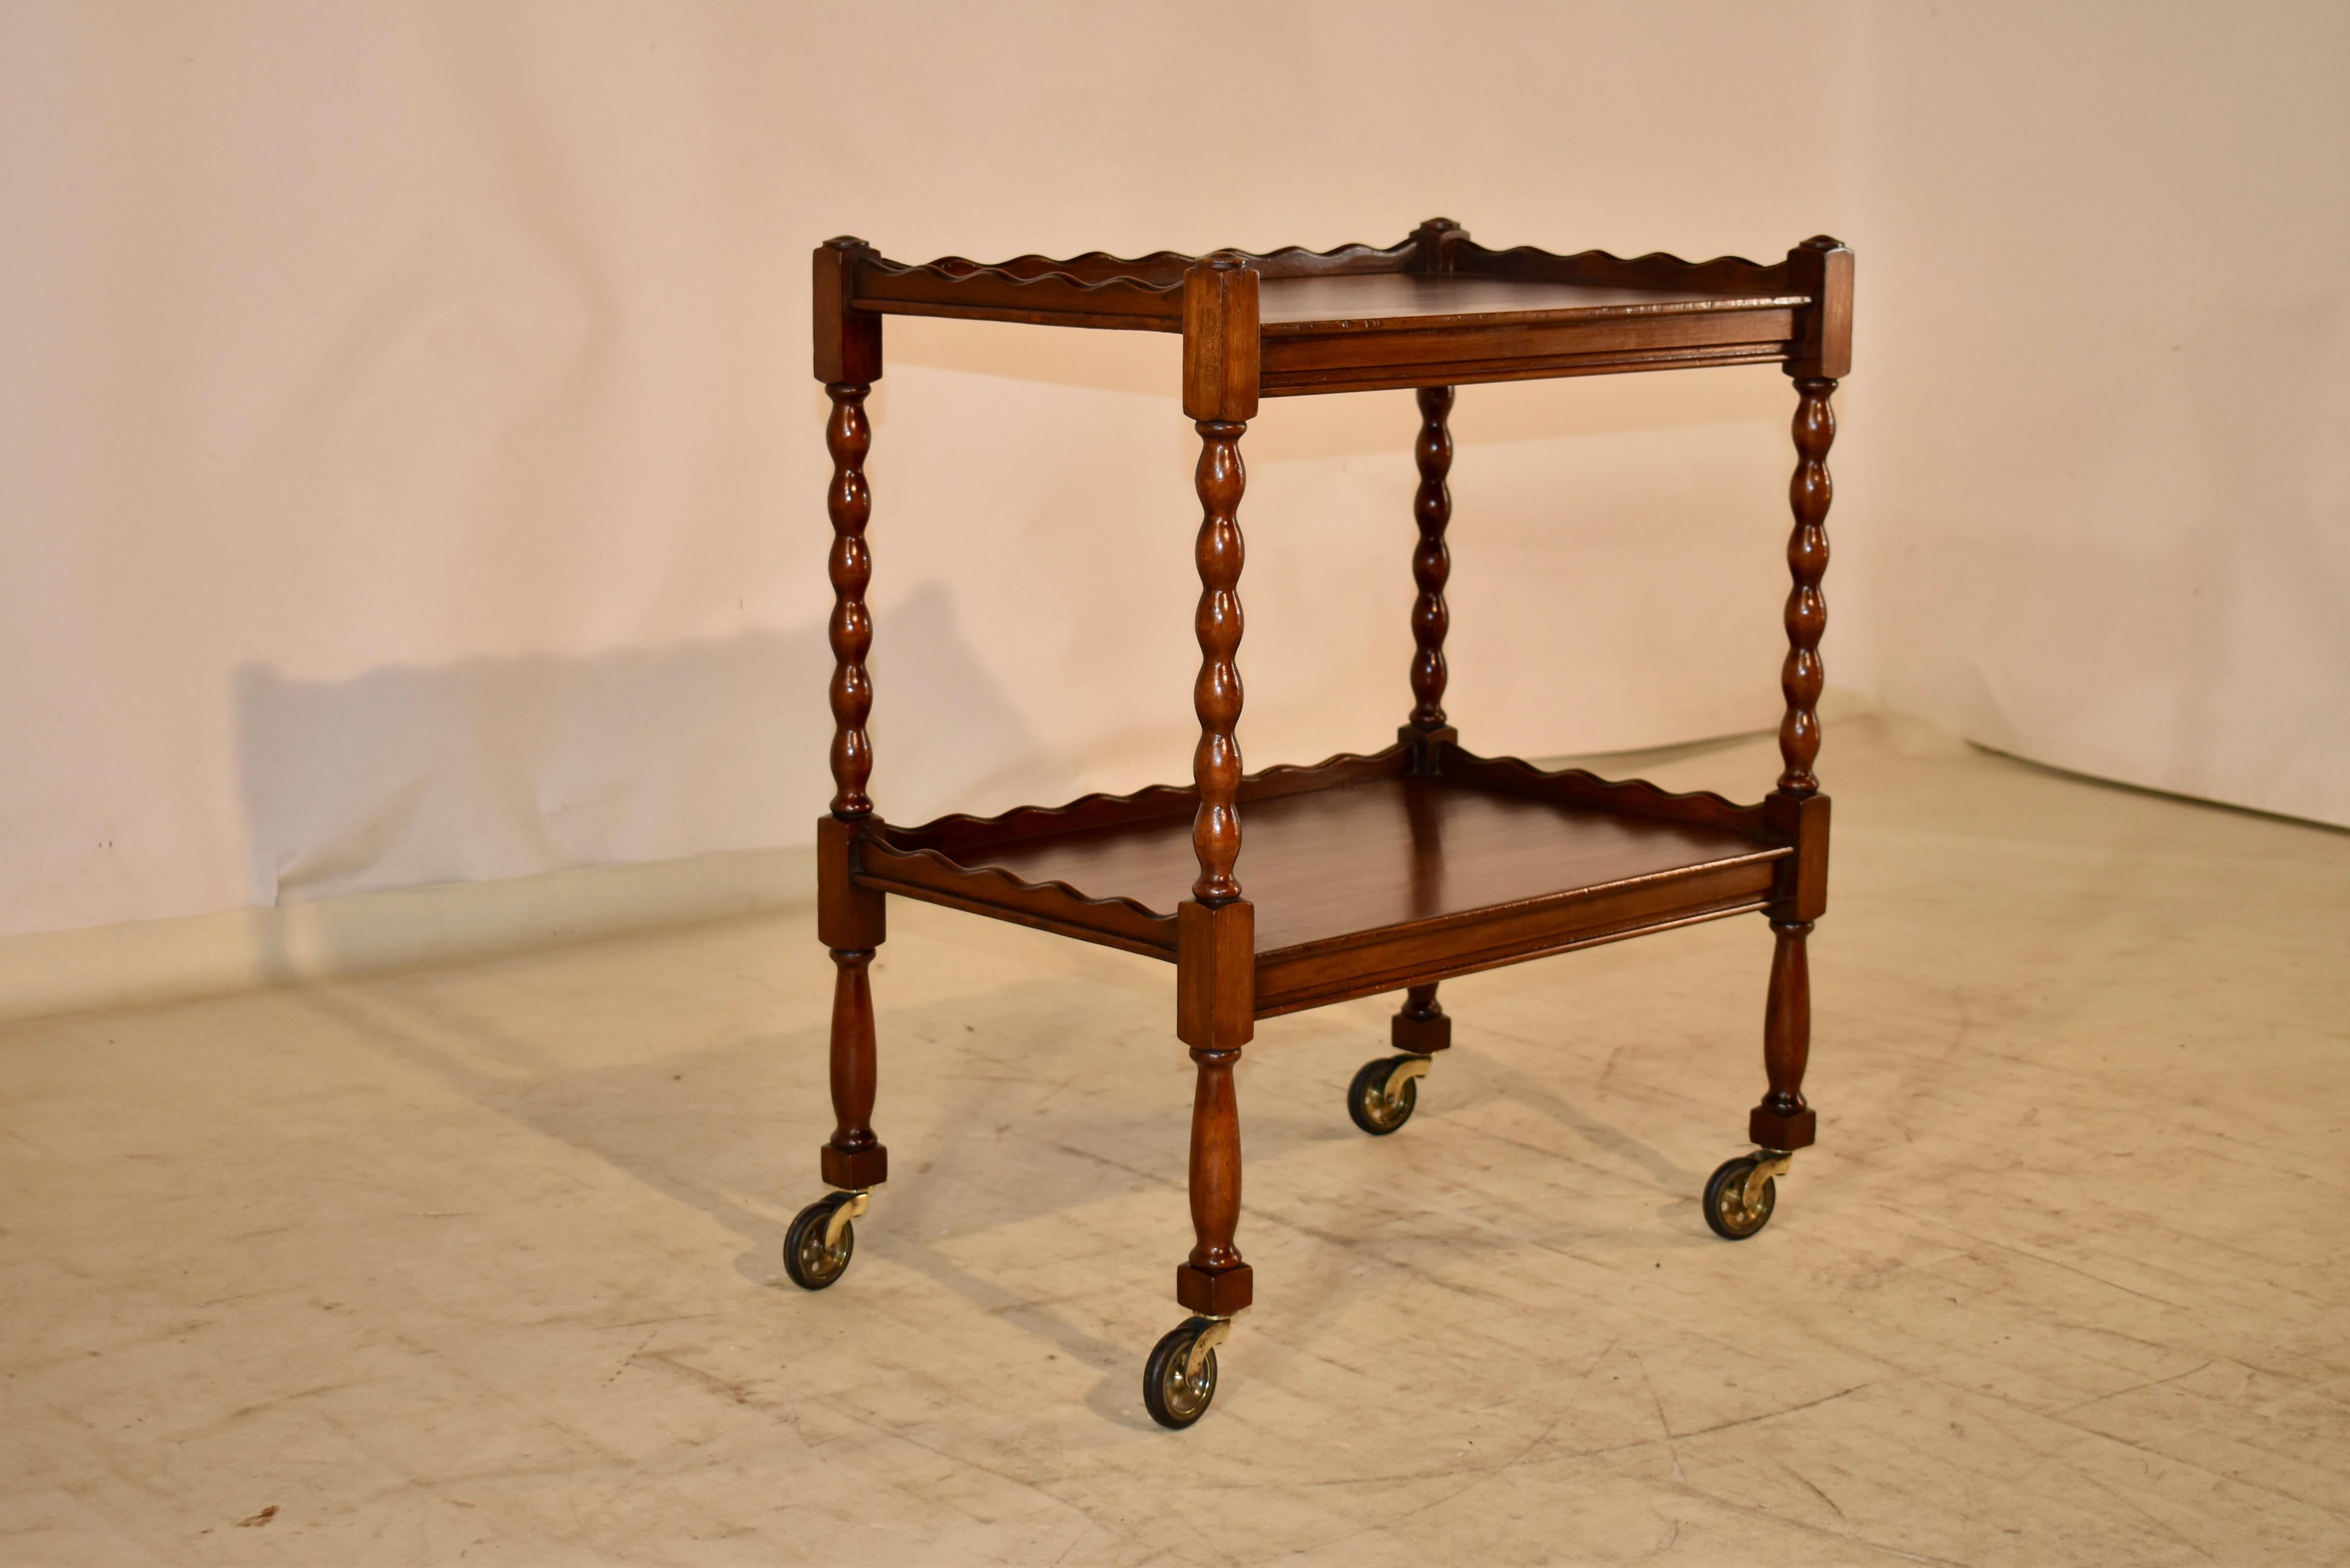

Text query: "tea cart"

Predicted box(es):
[786, 220, 1852, 1429]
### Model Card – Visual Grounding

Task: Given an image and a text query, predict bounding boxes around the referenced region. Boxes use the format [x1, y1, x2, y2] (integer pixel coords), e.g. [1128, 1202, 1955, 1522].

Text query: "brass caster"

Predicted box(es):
[1143, 1315, 1230, 1430]
[782, 1189, 869, 1289]
[1347, 1053, 1431, 1136]
[1703, 1151, 1792, 1240]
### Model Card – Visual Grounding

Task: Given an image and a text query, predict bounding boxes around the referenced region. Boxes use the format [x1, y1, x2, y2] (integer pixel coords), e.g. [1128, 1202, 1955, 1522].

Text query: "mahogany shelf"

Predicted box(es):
[859, 743, 1791, 1018]
[799, 217, 1853, 1429]
[840, 229, 1840, 395]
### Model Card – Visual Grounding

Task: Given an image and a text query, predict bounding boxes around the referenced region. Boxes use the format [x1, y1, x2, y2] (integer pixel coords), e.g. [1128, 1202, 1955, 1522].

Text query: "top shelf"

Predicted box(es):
[820, 221, 1852, 397]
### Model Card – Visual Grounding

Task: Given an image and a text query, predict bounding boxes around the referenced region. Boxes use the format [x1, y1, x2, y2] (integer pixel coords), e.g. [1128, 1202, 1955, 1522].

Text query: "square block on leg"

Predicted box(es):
[1748, 1106, 1816, 1151]
[821, 1143, 889, 1189]
[1175, 1262, 1253, 1317]
[1391, 1008, 1453, 1055]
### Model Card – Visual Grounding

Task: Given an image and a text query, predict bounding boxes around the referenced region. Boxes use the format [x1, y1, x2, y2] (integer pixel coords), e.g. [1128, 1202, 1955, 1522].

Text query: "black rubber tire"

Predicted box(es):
[782, 1194, 856, 1289]
[1347, 1055, 1419, 1136]
[1703, 1156, 1776, 1241]
[1142, 1318, 1220, 1430]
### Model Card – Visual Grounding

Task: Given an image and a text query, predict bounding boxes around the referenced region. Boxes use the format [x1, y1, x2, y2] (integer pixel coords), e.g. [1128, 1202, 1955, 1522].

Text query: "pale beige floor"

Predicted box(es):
[5, 714, 2349, 1566]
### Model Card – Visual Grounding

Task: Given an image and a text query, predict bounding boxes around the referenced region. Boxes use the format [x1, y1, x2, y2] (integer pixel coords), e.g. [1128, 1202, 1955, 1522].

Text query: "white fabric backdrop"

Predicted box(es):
[1838, 3, 2350, 828]
[3, 1, 2343, 941]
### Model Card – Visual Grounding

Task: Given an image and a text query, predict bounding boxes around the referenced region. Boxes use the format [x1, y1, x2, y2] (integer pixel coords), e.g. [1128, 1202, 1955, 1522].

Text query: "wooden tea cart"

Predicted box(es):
[787, 220, 1852, 1428]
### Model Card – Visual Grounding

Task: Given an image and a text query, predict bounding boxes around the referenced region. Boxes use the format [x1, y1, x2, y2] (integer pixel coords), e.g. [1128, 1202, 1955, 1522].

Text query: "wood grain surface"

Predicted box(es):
[961, 775, 1782, 955]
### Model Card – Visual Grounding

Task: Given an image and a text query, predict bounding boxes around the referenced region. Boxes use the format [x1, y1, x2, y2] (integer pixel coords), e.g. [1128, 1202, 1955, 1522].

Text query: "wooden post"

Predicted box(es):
[1752, 921, 1815, 1151]
[1173, 252, 1259, 1317]
[1750, 235, 1849, 1156]
[1776, 373, 1835, 799]
[1390, 365, 1461, 1053]
[1407, 215, 1467, 275]
[815, 237, 888, 1189]
[1406, 385, 1456, 736]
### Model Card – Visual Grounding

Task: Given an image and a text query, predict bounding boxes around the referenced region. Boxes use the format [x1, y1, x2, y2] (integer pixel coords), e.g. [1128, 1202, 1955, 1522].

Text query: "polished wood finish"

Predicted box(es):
[812, 236, 882, 384]
[814, 245, 889, 1193]
[1184, 255, 1257, 914]
[1188, 417, 1248, 904]
[805, 222, 1853, 1334]
[815, 813, 885, 950]
[1176, 1042, 1252, 1316]
[1786, 235, 1855, 380]
[848, 757, 1789, 1014]
[828, 226, 1842, 401]
[1438, 744, 1772, 836]
[1749, 920, 1817, 1151]
[1742, 266, 1845, 1151]
[1764, 790, 1831, 924]
[824, 384, 876, 819]
[1258, 303, 1799, 397]
[1177, 898, 1255, 1051]
[1408, 215, 1467, 274]
[1391, 983, 1452, 1054]
[1181, 254, 1261, 424]
[819, 949, 888, 1189]
[1778, 376, 1835, 795]
[1408, 386, 1455, 731]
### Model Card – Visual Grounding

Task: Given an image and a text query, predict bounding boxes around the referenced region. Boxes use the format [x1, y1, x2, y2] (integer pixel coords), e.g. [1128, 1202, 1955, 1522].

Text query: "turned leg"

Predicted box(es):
[1148, 255, 1259, 1428]
[1172, 408, 1252, 1319]
[1347, 386, 1459, 1139]
[817, 375, 885, 1191]
[1749, 370, 1835, 1157]
[1706, 286, 1842, 1241]
[1750, 922, 1815, 1150]
[1178, 1044, 1250, 1311]
[786, 253, 891, 1289]
[1406, 385, 1455, 737]
[820, 949, 888, 1188]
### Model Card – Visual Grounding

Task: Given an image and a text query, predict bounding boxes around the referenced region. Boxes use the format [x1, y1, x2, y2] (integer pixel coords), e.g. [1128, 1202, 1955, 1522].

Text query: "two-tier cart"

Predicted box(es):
[785, 220, 1853, 1428]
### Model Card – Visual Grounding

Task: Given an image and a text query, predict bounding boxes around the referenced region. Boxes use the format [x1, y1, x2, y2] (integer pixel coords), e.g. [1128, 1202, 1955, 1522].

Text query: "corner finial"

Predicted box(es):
[1410, 217, 1469, 274]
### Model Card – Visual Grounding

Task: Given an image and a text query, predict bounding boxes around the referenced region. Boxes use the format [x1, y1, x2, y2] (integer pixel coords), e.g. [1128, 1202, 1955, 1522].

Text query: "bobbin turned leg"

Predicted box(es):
[788, 242, 892, 1290]
[1708, 246, 1845, 1240]
[1347, 381, 1463, 1137]
[1147, 255, 1258, 1429]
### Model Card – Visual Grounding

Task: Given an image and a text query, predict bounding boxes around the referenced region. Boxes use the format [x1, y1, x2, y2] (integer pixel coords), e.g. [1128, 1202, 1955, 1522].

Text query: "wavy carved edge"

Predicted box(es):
[883, 782, 1189, 846]
[885, 745, 1411, 851]
[861, 252, 1185, 303]
[856, 234, 1812, 296]
[1245, 239, 1416, 279]
[859, 838, 1178, 929]
[1453, 241, 1799, 296]
[862, 237, 1421, 296]
[1436, 744, 1776, 837]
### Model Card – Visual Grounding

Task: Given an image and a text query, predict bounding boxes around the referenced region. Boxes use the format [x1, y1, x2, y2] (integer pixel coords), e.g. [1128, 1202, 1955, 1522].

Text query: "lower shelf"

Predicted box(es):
[854, 743, 1793, 1014]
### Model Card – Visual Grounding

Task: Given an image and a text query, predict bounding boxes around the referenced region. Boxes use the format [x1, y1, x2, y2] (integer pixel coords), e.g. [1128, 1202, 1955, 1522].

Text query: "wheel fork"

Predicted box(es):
[1185, 1316, 1231, 1379]
[1737, 1151, 1793, 1220]
[1380, 1054, 1430, 1114]
[824, 1189, 870, 1251]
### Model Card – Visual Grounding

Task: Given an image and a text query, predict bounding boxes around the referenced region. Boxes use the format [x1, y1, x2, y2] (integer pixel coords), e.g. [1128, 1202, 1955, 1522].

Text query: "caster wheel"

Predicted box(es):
[1703, 1155, 1777, 1241]
[1347, 1054, 1425, 1136]
[783, 1192, 859, 1289]
[1143, 1316, 1225, 1430]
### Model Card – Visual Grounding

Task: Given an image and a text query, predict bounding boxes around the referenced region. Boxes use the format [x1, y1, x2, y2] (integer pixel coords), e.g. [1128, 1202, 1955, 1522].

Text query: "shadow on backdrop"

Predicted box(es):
[233, 581, 1049, 935]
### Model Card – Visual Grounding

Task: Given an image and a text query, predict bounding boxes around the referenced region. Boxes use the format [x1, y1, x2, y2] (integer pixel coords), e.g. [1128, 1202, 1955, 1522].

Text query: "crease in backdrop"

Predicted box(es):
[2, 0, 2343, 943]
